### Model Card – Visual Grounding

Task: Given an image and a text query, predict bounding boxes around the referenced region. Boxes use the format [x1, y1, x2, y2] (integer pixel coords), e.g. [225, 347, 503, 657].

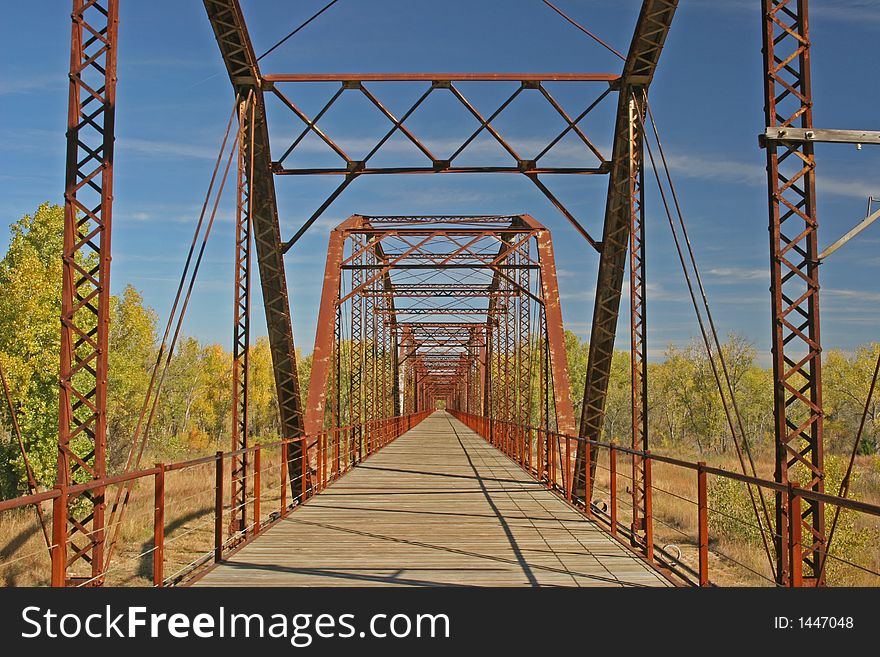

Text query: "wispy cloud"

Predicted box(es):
[707, 267, 767, 283]
[120, 137, 218, 161]
[0, 74, 63, 96]
[665, 152, 878, 200]
[824, 287, 880, 304]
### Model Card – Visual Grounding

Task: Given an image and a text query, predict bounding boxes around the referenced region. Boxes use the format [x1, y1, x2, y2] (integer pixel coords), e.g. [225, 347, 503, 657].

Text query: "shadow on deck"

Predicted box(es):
[193, 412, 669, 587]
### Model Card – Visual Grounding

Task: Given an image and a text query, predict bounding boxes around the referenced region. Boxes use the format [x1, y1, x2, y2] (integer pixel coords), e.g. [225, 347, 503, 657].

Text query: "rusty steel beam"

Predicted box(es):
[263, 73, 620, 82]
[203, 0, 305, 500]
[305, 216, 362, 435]
[761, 0, 825, 586]
[575, 0, 678, 501]
[521, 215, 576, 436]
[55, 0, 120, 587]
[229, 93, 254, 536]
[629, 124, 649, 546]
[307, 215, 572, 435]
[270, 74, 613, 251]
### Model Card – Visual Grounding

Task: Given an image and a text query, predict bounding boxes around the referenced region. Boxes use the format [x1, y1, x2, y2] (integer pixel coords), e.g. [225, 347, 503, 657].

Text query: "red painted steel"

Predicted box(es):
[698, 463, 708, 586]
[761, 0, 826, 587]
[153, 465, 165, 587]
[230, 92, 255, 537]
[214, 451, 224, 563]
[306, 216, 574, 440]
[57, 0, 120, 586]
[575, 0, 678, 506]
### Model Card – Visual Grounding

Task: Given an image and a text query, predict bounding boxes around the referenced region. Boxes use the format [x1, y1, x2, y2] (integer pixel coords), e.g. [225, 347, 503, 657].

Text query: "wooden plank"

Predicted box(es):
[194, 412, 669, 587]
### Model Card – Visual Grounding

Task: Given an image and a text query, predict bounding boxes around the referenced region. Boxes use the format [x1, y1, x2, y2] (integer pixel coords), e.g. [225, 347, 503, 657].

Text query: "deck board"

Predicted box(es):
[194, 411, 669, 587]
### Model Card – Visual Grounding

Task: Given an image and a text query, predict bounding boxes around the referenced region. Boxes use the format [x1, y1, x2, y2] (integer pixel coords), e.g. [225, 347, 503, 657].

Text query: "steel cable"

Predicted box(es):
[639, 95, 777, 579]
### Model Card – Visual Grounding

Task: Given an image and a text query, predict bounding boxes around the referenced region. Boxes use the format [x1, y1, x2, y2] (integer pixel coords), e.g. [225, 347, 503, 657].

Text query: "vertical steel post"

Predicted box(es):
[253, 446, 261, 535]
[230, 92, 254, 538]
[51, 487, 68, 587]
[153, 464, 165, 587]
[609, 446, 617, 532]
[697, 463, 708, 586]
[58, 0, 119, 585]
[280, 440, 288, 516]
[789, 484, 803, 587]
[583, 438, 592, 516]
[214, 451, 224, 562]
[761, 0, 825, 586]
[644, 453, 654, 562]
[628, 94, 649, 547]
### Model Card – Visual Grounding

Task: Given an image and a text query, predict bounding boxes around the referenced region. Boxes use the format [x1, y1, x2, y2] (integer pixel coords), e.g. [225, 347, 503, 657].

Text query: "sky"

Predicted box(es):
[1, 0, 879, 365]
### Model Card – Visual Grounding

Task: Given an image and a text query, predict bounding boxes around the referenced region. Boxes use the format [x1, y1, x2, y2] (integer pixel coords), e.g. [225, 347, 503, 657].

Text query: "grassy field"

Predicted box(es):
[0, 447, 291, 587]
[588, 446, 880, 586]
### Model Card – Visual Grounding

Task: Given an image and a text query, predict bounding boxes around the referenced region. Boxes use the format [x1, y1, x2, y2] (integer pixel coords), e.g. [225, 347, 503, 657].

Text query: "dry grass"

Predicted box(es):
[589, 446, 880, 586]
[0, 446, 292, 587]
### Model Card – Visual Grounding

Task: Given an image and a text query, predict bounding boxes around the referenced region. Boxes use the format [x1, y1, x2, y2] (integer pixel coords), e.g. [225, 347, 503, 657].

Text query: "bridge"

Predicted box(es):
[1, 0, 880, 591]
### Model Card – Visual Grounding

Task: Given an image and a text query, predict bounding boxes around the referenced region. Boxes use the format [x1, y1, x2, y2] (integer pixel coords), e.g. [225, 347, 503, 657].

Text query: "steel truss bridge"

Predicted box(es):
[1, 0, 880, 588]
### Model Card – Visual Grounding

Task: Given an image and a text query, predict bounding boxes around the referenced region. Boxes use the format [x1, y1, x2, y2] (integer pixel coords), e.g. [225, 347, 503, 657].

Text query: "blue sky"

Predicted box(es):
[1, 1, 878, 365]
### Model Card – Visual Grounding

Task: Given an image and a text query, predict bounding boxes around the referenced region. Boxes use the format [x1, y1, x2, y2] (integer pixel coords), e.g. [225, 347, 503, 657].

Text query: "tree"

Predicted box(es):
[824, 344, 880, 455]
[248, 337, 279, 439]
[107, 285, 158, 472]
[0, 204, 65, 494]
[564, 330, 588, 424]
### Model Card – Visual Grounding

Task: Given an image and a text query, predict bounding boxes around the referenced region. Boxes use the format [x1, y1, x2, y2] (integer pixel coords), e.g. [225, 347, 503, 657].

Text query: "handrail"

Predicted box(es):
[0, 410, 433, 587]
[453, 413, 880, 518]
[448, 409, 880, 587]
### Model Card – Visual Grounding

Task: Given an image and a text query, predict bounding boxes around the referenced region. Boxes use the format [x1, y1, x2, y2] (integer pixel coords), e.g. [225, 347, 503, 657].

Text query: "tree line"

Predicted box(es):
[565, 331, 879, 460]
[0, 205, 310, 498]
[1, 204, 878, 498]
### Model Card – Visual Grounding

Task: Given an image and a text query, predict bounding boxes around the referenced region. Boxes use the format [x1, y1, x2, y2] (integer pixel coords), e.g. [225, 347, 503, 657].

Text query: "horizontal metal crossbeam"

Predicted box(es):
[761, 127, 880, 146]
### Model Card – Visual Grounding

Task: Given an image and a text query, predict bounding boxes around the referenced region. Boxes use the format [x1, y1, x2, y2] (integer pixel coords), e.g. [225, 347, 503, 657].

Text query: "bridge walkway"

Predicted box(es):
[194, 411, 669, 587]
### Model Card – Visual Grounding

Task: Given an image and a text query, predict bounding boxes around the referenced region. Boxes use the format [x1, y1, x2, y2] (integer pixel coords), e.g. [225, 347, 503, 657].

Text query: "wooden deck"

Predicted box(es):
[194, 411, 670, 587]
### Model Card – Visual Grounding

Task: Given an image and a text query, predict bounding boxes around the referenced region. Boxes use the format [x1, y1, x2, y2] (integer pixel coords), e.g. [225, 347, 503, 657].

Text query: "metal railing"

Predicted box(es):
[449, 410, 880, 587]
[0, 410, 432, 587]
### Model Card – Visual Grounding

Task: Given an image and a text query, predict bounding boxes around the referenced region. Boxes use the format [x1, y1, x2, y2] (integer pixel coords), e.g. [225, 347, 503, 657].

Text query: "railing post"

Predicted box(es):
[51, 486, 68, 587]
[334, 428, 340, 479]
[537, 429, 543, 481]
[527, 428, 533, 475]
[301, 437, 308, 501]
[214, 451, 224, 563]
[320, 433, 324, 486]
[280, 440, 288, 516]
[789, 483, 803, 587]
[253, 446, 261, 535]
[697, 462, 708, 586]
[583, 438, 591, 515]
[566, 436, 573, 502]
[644, 452, 654, 563]
[517, 426, 522, 466]
[153, 464, 165, 587]
[609, 445, 616, 531]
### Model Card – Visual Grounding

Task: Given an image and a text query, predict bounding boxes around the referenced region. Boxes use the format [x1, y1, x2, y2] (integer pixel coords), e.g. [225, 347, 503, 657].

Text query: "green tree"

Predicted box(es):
[825, 344, 880, 455]
[565, 330, 588, 424]
[0, 204, 65, 494]
[107, 285, 158, 472]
